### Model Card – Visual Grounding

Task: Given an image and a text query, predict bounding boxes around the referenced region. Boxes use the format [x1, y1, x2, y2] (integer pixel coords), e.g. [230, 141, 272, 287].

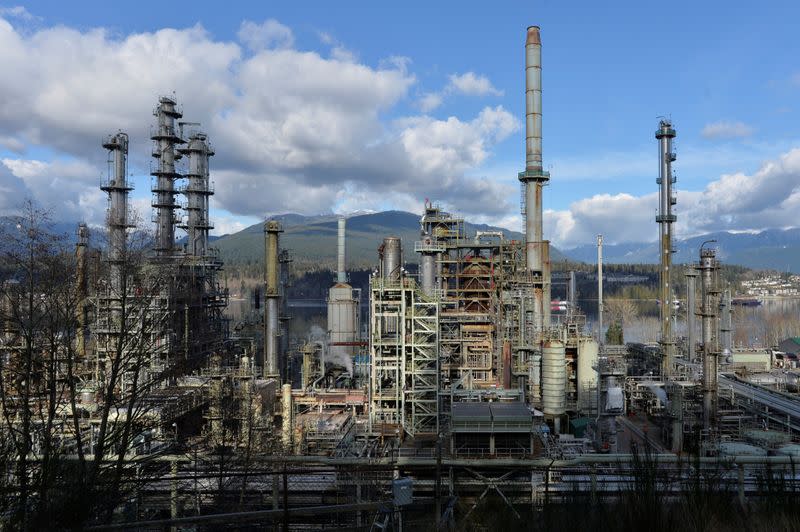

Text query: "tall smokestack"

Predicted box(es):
[519, 25, 551, 333]
[337, 217, 346, 283]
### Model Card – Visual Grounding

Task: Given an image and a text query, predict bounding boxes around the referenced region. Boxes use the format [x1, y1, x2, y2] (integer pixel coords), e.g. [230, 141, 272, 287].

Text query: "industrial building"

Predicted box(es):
[2, 24, 800, 531]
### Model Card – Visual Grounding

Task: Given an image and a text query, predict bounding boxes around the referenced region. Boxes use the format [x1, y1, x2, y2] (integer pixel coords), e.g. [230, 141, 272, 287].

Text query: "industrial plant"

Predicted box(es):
[1, 24, 800, 531]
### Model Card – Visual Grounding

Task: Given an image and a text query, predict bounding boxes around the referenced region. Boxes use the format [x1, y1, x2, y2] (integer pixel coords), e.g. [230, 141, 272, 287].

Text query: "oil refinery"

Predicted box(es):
[2, 23, 800, 531]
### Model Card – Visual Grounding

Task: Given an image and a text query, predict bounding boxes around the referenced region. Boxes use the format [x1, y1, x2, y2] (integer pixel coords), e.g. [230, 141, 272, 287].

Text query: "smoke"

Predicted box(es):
[646, 383, 668, 406]
[308, 325, 354, 374]
[327, 345, 354, 375]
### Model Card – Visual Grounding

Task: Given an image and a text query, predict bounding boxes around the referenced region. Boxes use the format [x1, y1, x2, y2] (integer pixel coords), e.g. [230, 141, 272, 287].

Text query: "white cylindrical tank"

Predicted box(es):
[541, 340, 566, 417]
[577, 338, 599, 413]
[328, 283, 358, 358]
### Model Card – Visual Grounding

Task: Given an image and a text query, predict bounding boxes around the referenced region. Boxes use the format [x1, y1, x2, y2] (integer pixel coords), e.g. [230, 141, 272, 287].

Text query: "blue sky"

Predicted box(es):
[1, 1, 799, 247]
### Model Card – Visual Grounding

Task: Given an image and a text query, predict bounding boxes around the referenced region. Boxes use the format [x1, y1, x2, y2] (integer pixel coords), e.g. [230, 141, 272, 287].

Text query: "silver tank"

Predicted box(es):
[541, 340, 566, 417]
[382, 237, 402, 281]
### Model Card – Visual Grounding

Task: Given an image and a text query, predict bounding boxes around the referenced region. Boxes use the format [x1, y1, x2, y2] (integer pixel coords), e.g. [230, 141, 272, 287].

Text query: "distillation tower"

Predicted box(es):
[151, 97, 184, 257]
[656, 120, 677, 375]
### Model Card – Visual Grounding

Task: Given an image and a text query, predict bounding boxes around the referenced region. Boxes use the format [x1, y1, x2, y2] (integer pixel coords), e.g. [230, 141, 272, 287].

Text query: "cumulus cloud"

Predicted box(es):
[448, 72, 503, 96]
[237, 19, 294, 51]
[547, 148, 800, 247]
[416, 71, 502, 111]
[0, 15, 520, 228]
[701, 121, 754, 139]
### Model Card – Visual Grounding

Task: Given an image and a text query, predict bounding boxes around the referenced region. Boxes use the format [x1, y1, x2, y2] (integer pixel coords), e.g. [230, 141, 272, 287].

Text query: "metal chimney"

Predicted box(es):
[337, 217, 347, 283]
[518, 25, 552, 333]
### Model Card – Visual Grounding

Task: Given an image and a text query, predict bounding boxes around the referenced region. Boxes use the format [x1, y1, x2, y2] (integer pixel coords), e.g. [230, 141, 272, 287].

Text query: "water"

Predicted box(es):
[226, 297, 800, 349]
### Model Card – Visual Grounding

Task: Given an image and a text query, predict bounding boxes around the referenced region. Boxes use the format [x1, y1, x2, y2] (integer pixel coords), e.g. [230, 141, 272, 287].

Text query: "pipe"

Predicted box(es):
[337, 217, 346, 283]
[656, 119, 677, 376]
[686, 271, 698, 362]
[264, 221, 283, 377]
[281, 383, 293, 450]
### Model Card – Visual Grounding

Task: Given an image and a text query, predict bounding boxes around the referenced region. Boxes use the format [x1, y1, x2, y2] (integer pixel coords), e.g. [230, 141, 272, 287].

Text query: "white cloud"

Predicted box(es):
[701, 120, 754, 139]
[448, 72, 503, 96]
[547, 147, 800, 247]
[418, 92, 443, 112]
[416, 71, 502, 111]
[0, 6, 38, 22]
[237, 19, 294, 51]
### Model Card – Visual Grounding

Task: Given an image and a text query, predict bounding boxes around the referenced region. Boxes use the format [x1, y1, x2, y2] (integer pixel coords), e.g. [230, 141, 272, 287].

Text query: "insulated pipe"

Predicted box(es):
[686, 271, 698, 362]
[281, 383, 293, 450]
[264, 221, 283, 377]
[337, 217, 346, 283]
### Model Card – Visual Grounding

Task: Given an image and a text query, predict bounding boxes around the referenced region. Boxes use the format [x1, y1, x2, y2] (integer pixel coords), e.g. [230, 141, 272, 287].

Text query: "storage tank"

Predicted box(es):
[577, 338, 599, 413]
[328, 283, 358, 360]
[542, 340, 566, 432]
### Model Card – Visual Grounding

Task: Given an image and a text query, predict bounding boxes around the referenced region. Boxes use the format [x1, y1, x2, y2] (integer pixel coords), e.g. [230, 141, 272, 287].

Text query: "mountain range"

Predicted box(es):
[213, 210, 566, 270]
[563, 228, 800, 272]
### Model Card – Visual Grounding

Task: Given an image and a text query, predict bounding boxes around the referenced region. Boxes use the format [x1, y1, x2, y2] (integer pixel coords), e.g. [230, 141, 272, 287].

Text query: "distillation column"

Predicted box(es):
[686, 270, 698, 362]
[264, 221, 283, 377]
[101, 132, 131, 294]
[518, 25, 551, 334]
[720, 289, 732, 355]
[655, 120, 677, 376]
[151, 97, 184, 257]
[418, 235, 437, 296]
[75, 223, 88, 360]
[179, 133, 214, 257]
[381, 237, 402, 282]
[698, 247, 719, 432]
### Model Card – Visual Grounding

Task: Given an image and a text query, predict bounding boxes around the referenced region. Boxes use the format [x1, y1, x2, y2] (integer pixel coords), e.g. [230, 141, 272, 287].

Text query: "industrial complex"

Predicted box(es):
[2, 24, 800, 530]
